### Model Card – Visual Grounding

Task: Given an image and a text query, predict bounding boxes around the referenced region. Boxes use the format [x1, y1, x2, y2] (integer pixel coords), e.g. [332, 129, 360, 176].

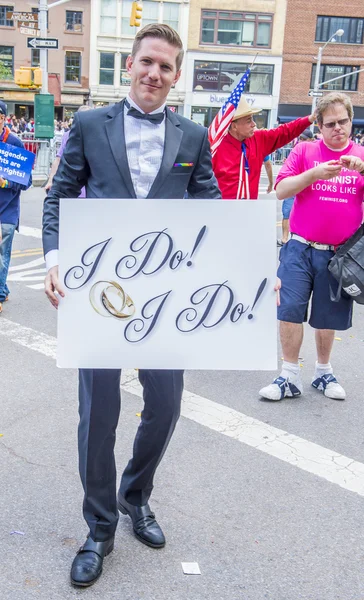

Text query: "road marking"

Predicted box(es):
[19, 226, 42, 239]
[1, 316, 364, 498]
[9, 256, 45, 273]
[12, 250, 43, 259]
[8, 256, 46, 290]
[12, 248, 43, 255]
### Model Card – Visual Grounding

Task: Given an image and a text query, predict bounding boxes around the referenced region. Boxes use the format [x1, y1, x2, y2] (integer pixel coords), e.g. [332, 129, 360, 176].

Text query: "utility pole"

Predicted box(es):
[311, 29, 344, 131]
[39, 0, 48, 94]
[38, 0, 73, 94]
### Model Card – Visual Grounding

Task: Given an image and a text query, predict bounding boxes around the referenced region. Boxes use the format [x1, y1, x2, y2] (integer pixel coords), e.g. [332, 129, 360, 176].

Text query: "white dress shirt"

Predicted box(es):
[46, 96, 166, 271]
[124, 95, 166, 199]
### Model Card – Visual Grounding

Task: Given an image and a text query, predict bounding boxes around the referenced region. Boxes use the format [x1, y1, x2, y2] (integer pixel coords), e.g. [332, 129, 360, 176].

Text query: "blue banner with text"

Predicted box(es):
[0, 141, 35, 185]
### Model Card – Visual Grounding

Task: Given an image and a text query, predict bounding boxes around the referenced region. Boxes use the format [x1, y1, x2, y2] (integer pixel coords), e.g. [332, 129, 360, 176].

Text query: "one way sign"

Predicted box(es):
[27, 37, 58, 49]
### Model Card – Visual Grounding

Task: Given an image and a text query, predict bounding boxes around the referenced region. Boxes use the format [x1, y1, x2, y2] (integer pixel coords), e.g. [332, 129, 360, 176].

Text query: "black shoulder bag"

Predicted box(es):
[328, 223, 364, 304]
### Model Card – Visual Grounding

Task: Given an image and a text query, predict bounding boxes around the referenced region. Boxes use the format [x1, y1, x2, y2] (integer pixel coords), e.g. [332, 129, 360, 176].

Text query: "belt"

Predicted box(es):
[290, 233, 336, 251]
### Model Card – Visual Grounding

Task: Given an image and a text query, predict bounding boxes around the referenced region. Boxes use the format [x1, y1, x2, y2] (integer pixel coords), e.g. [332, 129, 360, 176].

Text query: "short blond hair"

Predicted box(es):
[131, 23, 184, 71]
[316, 92, 354, 126]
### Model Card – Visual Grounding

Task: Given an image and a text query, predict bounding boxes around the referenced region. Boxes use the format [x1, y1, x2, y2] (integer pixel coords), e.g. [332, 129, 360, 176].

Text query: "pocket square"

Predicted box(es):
[173, 162, 194, 167]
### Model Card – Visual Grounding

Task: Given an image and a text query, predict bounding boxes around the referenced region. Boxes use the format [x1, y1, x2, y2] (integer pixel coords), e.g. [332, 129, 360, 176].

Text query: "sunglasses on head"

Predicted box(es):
[322, 118, 350, 129]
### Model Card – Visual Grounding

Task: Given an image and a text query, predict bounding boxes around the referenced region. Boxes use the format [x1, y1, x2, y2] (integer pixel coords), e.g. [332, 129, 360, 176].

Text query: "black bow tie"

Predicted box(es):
[125, 100, 165, 125]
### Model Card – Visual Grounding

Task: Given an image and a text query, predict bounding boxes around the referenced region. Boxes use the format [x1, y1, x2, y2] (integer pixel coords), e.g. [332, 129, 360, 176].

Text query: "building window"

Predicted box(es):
[142, 1, 159, 27]
[191, 106, 269, 128]
[31, 49, 40, 67]
[65, 51, 81, 83]
[0, 46, 13, 78]
[201, 11, 272, 47]
[315, 16, 364, 45]
[311, 64, 359, 91]
[121, 1, 180, 35]
[163, 2, 179, 30]
[100, 0, 117, 34]
[121, 0, 137, 34]
[193, 61, 274, 95]
[191, 106, 220, 127]
[99, 52, 115, 85]
[66, 10, 83, 32]
[120, 53, 131, 85]
[254, 110, 269, 129]
[0, 5, 13, 27]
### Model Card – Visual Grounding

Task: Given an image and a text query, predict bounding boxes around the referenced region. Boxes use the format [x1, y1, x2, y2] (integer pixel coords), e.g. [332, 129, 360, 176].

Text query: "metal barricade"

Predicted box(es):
[271, 146, 292, 165]
[18, 132, 53, 181]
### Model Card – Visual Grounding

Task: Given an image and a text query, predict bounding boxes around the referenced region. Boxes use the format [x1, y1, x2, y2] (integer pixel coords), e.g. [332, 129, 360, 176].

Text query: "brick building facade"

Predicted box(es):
[279, 0, 364, 131]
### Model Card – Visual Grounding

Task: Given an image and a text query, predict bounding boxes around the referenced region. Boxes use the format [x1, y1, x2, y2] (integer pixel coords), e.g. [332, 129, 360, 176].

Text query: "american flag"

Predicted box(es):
[208, 68, 251, 158]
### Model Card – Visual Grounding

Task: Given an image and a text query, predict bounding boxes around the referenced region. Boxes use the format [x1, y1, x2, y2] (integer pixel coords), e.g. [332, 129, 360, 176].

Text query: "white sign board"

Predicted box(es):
[58, 199, 277, 370]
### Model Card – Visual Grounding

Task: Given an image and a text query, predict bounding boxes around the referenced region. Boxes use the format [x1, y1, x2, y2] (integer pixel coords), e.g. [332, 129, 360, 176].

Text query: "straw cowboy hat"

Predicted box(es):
[232, 97, 262, 121]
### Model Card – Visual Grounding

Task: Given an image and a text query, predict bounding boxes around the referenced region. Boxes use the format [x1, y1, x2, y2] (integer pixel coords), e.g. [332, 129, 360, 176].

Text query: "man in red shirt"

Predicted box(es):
[212, 97, 316, 199]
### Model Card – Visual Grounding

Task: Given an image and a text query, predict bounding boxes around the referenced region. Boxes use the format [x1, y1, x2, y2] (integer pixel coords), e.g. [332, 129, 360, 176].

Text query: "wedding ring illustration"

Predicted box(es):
[89, 281, 136, 319]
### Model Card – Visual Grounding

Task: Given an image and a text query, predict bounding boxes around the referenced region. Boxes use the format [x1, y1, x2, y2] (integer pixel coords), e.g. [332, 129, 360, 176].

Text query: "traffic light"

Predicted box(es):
[15, 67, 32, 87]
[33, 68, 42, 87]
[130, 1, 142, 27]
[15, 67, 42, 88]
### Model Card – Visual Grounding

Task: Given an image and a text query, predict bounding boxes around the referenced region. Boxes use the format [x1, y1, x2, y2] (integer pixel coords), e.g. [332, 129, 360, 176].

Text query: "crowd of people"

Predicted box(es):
[4, 114, 34, 134]
[4, 114, 75, 136]
[1, 21, 364, 590]
[352, 131, 364, 145]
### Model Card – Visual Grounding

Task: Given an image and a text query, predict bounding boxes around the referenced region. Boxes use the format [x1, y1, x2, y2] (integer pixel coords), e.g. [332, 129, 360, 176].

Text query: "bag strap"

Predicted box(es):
[329, 256, 345, 302]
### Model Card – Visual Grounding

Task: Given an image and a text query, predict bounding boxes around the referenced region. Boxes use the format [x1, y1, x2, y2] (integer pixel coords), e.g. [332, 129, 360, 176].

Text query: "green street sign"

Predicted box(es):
[34, 94, 54, 138]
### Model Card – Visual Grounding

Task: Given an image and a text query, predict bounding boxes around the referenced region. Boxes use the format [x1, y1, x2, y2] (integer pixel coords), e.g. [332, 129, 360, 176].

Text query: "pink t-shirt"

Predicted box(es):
[276, 140, 364, 245]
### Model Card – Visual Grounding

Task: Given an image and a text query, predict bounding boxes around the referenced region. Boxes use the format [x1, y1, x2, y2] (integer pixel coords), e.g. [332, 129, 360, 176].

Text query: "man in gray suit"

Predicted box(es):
[43, 23, 220, 587]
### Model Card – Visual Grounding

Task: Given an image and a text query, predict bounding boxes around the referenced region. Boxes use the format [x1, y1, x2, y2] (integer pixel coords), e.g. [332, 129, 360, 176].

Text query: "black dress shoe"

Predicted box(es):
[117, 495, 166, 548]
[70, 535, 114, 587]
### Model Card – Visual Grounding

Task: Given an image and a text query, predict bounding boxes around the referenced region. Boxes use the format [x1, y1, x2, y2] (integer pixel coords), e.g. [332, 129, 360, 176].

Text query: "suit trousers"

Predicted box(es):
[78, 368, 184, 542]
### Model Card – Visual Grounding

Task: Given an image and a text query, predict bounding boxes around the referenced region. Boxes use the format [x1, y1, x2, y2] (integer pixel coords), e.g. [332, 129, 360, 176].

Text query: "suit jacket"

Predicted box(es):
[43, 100, 221, 254]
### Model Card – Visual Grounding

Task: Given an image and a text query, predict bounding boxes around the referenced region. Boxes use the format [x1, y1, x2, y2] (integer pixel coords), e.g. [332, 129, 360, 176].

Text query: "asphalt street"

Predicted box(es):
[1, 170, 364, 600]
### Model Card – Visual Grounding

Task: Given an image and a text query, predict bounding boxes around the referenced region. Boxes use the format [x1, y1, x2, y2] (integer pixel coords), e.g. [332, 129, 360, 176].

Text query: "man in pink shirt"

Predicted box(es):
[260, 92, 364, 401]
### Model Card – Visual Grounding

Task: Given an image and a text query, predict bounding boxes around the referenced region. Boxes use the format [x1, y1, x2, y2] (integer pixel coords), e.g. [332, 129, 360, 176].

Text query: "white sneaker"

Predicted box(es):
[259, 376, 303, 401]
[311, 374, 346, 400]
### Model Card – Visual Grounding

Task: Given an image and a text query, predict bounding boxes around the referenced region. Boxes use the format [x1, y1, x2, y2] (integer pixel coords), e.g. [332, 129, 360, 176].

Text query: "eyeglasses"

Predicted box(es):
[322, 118, 350, 129]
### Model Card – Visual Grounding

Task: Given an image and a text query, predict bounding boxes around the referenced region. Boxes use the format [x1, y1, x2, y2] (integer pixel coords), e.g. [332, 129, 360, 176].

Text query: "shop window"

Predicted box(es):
[311, 64, 359, 91]
[193, 61, 274, 95]
[191, 106, 269, 128]
[191, 106, 220, 127]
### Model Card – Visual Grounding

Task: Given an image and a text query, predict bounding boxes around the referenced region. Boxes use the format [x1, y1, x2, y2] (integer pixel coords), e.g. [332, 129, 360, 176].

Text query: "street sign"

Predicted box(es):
[308, 90, 324, 97]
[7, 11, 38, 22]
[27, 38, 58, 49]
[20, 27, 40, 36]
[18, 20, 39, 28]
